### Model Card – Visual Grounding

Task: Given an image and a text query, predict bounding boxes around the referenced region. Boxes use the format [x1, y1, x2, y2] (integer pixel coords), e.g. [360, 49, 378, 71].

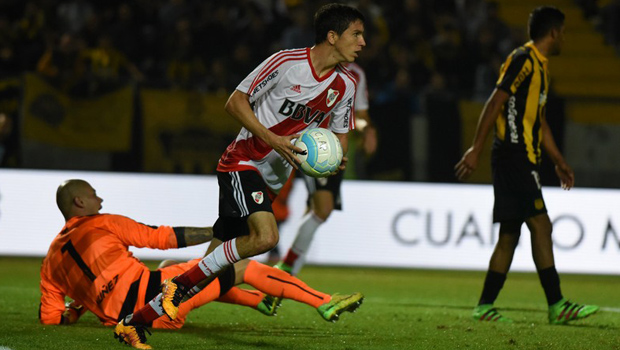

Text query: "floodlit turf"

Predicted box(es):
[1, 256, 619, 350]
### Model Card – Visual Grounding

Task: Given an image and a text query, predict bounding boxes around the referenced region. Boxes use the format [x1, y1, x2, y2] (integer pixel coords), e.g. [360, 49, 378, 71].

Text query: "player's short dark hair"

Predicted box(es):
[528, 6, 565, 41]
[314, 3, 365, 45]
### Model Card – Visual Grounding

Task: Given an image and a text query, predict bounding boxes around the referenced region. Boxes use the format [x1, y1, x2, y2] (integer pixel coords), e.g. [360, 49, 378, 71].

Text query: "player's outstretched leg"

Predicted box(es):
[317, 292, 364, 322]
[114, 320, 152, 349]
[160, 277, 188, 320]
[548, 299, 599, 325]
[270, 261, 293, 307]
[217, 287, 281, 316]
[472, 304, 513, 323]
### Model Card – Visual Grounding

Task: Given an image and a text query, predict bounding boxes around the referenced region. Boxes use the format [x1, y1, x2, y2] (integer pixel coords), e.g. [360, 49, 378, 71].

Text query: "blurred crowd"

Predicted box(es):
[577, 0, 620, 53]
[0, 0, 616, 179]
[0, 0, 529, 97]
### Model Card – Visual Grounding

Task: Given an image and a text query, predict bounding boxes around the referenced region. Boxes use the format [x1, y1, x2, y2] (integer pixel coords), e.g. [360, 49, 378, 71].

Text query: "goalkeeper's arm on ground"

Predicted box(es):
[59, 301, 87, 325]
[39, 272, 86, 325]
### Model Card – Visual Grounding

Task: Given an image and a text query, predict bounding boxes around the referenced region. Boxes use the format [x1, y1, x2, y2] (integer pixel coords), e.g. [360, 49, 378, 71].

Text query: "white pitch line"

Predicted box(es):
[601, 307, 620, 313]
[363, 299, 620, 314]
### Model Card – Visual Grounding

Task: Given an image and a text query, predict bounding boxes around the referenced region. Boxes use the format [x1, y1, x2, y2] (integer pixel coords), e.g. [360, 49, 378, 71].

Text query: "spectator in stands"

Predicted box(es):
[2, 0, 535, 178]
[204, 57, 230, 94]
[474, 1, 511, 47]
[0, 15, 19, 77]
[79, 13, 103, 48]
[36, 32, 84, 92]
[372, 64, 417, 180]
[280, 5, 314, 49]
[164, 18, 206, 89]
[108, 3, 144, 64]
[467, 22, 502, 101]
[456, 0, 488, 43]
[193, 4, 233, 66]
[600, 0, 620, 50]
[158, 0, 193, 30]
[14, 1, 47, 70]
[56, 0, 93, 34]
[422, 71, 461, 182]
[386, 0, 435, 43]
[472, 52, 502, 103]
[351, 0, 390, 45]
[80, 34, 144, 95]
[227, 43, 257, 92]
[430, 15, 463, 91]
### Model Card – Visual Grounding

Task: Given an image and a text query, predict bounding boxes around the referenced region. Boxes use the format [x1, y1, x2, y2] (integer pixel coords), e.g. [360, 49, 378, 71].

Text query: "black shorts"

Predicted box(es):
[492, 156, 547, 223]
[302, 170, 343, 210]
[214, 170, 273, 241]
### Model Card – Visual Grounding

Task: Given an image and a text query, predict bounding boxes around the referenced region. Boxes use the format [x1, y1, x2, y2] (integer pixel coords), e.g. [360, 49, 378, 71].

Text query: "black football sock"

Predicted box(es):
[478, 270, 507, 306]
[537, 266, 563, 306]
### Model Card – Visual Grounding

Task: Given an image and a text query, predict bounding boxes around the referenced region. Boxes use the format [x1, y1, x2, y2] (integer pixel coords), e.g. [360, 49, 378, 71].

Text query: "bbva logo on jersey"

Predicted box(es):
[278, 98, 329, 125]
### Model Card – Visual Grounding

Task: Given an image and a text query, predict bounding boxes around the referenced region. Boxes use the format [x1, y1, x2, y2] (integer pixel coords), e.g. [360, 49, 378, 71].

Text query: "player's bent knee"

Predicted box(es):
[254, 230, 279, 253]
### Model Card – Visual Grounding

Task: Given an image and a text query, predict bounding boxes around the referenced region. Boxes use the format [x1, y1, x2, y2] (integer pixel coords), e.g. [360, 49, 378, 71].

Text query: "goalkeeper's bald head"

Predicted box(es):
[57, 179, 102, 220]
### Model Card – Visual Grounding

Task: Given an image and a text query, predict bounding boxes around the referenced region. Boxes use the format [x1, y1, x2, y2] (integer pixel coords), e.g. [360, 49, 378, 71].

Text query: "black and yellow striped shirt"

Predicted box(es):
[493, 41, 549, 165]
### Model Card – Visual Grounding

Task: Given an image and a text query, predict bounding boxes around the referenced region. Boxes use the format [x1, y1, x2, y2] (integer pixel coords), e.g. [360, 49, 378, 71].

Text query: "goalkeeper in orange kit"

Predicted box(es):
[40, 179, 361, 348]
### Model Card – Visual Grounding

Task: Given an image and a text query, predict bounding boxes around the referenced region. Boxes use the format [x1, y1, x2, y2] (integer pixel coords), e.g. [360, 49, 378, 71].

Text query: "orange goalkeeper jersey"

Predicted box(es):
[39, 214, 179, 325]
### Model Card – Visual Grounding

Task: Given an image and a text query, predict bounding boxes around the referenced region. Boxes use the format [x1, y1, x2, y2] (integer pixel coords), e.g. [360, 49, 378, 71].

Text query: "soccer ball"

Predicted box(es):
[294, 128, 343, 178]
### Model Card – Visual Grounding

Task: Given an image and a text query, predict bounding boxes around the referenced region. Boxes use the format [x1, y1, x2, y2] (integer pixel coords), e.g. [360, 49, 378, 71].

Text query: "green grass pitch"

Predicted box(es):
[1, 256, 619, 350]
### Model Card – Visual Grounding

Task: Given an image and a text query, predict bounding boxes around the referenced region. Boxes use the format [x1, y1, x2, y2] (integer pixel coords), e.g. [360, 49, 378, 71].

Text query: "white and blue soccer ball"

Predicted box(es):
[294, 128, 343, 178]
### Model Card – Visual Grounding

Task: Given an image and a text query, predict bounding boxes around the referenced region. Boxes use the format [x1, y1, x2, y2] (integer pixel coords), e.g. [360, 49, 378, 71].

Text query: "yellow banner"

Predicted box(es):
[22, 73, 132, 151]
[142, 89, 240, 173]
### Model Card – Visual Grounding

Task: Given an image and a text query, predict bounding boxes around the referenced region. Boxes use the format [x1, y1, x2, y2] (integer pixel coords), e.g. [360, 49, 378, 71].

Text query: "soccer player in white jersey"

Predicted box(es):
[114, 5, 367, 347]
[276, 61, 377, 276]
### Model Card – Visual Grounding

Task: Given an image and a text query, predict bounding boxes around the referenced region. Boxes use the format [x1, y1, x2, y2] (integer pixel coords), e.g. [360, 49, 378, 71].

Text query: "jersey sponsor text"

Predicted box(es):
[253, 71, 279, 95]
[278, 98, 328, 125]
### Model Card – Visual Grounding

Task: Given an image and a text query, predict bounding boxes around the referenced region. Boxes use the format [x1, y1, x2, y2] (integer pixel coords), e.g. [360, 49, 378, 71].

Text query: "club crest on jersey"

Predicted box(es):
[251, 191, 264, 204]
[326, 88, 339, 107]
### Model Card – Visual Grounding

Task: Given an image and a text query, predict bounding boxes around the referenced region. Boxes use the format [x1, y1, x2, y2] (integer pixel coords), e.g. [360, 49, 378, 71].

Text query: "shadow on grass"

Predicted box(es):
[388, 301, 619, 330]
[154, 322, 359, 348]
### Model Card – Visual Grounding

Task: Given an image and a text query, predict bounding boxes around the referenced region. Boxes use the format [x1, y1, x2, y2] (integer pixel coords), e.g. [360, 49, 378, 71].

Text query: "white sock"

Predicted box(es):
[147, 294, 165, 316]
[290, 212, 324, 274]
[291, 255, 307, 276]
[123, 294, 165, 324]
[196, 238, 241, 280]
